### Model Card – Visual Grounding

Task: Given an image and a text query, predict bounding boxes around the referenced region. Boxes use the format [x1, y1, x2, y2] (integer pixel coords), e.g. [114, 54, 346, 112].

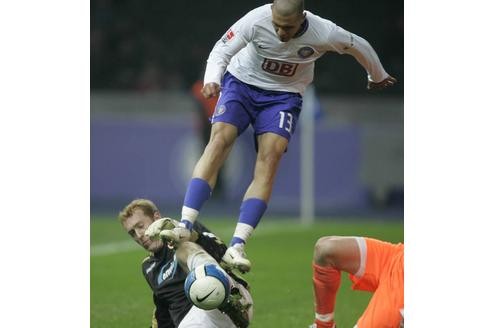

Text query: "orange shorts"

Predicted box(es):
[349, 237, 404, 328]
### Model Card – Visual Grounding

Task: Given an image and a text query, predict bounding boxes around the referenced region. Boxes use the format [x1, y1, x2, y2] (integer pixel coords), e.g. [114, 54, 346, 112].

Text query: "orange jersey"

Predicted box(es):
[349, 238, 404, 328]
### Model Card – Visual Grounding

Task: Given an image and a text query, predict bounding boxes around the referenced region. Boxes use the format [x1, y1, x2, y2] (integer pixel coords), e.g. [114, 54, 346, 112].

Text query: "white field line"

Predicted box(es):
[91, 240, 140, 256]
[91, 221, 307, 257]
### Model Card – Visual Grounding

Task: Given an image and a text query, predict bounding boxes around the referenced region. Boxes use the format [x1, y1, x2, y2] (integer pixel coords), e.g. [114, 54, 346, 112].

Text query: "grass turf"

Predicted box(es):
[91, 217, 403, 327]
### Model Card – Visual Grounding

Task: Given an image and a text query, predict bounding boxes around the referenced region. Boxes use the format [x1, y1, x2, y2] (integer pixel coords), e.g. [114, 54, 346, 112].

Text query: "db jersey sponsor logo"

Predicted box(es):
[262, 58, 298, 77]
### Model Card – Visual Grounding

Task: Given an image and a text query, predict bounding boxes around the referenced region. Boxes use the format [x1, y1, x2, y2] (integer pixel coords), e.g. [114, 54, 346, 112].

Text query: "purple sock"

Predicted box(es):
[230, 237, 246, 246]
[183, 178, 212, 209]
[239, 198, 267, 228]
[230, 198, 267, 246]
[182, 178, 212, 229]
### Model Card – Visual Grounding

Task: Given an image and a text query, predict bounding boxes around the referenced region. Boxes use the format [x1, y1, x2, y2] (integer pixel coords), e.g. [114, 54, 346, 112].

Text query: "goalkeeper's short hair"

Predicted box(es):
[118, 199, 159, 222]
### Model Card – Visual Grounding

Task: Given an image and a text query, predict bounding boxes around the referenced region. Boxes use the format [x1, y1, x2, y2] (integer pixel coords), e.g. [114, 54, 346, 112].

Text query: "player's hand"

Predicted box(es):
[145, 218, 177, 241]
[202, 82, 221, 98]
[367, 75, 397, 91]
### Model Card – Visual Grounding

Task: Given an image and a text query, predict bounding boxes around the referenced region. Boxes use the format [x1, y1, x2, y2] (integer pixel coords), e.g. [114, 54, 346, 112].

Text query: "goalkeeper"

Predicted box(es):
[119, 199, 253, 328]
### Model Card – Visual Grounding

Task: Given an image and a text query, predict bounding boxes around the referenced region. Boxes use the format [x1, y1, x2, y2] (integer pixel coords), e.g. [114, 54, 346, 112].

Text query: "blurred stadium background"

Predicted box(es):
[91, 0, 403, 327]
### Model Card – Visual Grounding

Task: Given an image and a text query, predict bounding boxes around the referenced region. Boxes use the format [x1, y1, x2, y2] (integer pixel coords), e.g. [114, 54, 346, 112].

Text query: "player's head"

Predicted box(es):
[271, 0, 306, 42]
[119, 199, 164, 252]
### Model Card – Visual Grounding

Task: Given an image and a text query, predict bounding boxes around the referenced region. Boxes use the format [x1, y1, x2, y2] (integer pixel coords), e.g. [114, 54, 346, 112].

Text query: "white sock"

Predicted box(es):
[181, 206, 199, 223]
[232, 223, 254, 247]
[186, 249, 217, 271]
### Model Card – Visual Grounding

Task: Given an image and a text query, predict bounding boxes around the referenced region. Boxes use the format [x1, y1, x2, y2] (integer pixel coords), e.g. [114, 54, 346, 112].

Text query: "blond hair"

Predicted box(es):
[118, 199, 159, 222]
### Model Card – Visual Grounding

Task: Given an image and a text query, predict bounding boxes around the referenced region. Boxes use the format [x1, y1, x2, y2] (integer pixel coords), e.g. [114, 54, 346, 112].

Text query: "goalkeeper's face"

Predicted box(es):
[122, 209, 164, 252]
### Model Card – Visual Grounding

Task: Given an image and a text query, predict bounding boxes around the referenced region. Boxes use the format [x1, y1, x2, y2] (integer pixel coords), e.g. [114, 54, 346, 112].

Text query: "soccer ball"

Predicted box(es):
[184, 264, 231, 310]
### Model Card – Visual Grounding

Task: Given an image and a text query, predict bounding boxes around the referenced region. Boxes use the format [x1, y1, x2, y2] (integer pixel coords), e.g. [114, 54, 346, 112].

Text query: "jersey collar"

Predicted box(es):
[293, 17, 309, 38]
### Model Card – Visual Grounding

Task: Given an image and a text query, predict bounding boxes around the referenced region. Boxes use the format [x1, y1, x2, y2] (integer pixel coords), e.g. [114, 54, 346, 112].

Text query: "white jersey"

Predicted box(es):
[204, 4, 389, 94]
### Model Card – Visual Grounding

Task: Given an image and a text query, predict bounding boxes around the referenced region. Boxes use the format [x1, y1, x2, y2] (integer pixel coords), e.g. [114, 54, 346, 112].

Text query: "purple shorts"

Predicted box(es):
[211, 71, 302, 143]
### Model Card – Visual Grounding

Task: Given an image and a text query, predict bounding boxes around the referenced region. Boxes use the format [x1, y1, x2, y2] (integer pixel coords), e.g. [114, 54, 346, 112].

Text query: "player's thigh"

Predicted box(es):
[253, 100, 301, 142]
[212, 76, 253, 139]
[361, 238, 402, 282]
[355, 283, 403, 328]
[349, 238, 403, 293]
[211, 101, 251, 136]
[178, 306, 236, 328]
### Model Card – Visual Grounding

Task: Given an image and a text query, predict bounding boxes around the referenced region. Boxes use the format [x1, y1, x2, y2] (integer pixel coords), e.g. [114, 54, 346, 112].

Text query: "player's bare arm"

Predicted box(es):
[202, 82, 221, 98]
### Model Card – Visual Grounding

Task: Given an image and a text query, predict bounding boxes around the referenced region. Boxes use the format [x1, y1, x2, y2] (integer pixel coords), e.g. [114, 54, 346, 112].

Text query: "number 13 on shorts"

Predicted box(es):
[279, 111, 294, 134]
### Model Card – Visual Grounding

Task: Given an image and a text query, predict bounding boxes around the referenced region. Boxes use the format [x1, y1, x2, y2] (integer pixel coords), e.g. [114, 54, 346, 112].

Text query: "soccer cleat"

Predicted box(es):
[218, 286, 252, 328]
[222, 245, 251, 273]
[159, 225, 191, 242]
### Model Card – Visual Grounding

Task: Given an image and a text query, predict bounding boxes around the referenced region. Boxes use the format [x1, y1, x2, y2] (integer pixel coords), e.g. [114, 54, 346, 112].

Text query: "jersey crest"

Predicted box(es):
[297, 46, 315, 58]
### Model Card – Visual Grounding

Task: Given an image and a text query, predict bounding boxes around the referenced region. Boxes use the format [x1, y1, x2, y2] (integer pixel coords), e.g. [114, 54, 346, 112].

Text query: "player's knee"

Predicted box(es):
[258, 151, 283, 169]
[207, 133, 233, 153]
[314, 236, 340, 266]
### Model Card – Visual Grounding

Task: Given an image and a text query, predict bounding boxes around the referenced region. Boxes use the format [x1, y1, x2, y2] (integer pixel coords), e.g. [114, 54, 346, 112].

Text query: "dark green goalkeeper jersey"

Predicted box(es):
[141, 222, 227, 328]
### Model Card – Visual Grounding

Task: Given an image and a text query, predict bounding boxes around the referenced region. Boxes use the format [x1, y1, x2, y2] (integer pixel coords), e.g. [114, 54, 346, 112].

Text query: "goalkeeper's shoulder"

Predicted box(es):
[142, 255, 152, 265]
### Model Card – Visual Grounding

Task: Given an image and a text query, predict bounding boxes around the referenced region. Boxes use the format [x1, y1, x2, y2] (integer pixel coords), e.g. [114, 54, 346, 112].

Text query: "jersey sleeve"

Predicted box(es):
[142, 257, 154, 290]
[324, 22, 389, 83]
[203, 10, 257, 85]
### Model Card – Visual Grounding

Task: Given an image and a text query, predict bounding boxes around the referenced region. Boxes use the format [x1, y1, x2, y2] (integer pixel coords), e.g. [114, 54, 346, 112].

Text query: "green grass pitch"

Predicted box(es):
[91, 217, 403, 327]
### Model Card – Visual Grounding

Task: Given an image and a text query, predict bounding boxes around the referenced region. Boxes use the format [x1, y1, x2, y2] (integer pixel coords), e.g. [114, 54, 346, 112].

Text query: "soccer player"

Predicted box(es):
[310, 236, 404, 328]
[119, 199, 253, 328]
[163, 0, 397, 272]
